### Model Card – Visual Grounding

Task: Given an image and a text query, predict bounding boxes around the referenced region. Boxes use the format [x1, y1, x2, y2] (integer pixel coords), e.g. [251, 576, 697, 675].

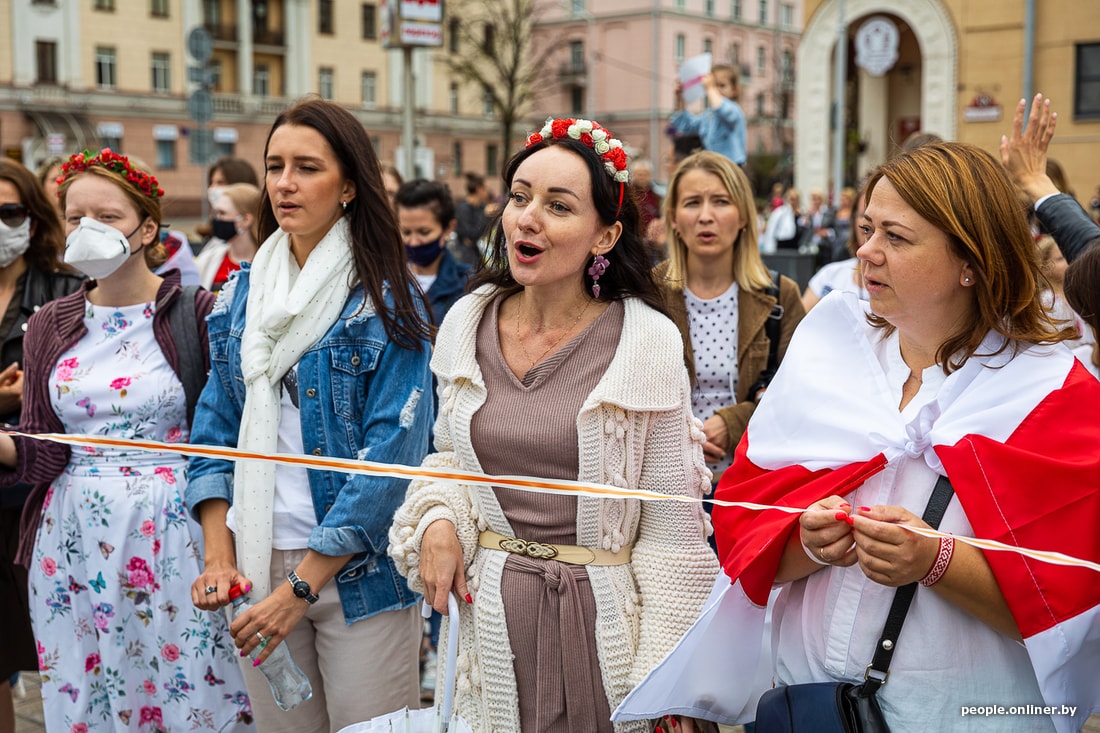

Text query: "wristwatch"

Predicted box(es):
[287, 570, 319, 605]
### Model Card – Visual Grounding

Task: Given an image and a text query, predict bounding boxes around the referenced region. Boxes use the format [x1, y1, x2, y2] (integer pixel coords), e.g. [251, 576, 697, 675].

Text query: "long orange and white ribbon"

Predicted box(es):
[18, 431, 1100, 575]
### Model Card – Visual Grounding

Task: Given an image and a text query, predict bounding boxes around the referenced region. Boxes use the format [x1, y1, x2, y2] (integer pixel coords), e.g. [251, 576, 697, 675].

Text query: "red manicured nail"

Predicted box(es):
[244, 584, 252, 593]
[834, 511, 848, 521]
[464, 593, 473, 604]
[252, 658, 261, 667]
[846, 516, 855, 526]
[239, 649, 246, 657]
[671, 718, 679, 728]
[859, 506, 872, 512]
[839, 502, 850, 508]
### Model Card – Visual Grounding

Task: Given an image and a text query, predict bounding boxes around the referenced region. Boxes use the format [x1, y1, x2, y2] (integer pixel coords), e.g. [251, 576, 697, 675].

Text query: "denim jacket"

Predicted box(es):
[185, 266, 433, 623]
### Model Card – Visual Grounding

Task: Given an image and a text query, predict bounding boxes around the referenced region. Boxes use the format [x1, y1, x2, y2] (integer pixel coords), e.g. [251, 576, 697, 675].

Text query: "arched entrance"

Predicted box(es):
[794, 0, 957, 195]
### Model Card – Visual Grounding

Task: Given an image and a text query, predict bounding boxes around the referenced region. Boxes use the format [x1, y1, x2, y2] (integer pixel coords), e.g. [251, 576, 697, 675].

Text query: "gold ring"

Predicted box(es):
[819, 548, 828, 562]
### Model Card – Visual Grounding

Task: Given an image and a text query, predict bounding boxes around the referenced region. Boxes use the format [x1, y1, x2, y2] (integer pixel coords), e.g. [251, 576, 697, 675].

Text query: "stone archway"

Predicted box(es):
[794, 0, 957, 194]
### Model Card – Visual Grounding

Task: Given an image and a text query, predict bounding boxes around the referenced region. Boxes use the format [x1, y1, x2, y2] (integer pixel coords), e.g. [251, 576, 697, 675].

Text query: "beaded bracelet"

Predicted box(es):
[919, 535, 955, 587]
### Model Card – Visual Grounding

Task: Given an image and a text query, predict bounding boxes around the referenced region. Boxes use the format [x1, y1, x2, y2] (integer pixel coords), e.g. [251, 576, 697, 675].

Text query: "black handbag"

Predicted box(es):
[754, 475, 955, 733]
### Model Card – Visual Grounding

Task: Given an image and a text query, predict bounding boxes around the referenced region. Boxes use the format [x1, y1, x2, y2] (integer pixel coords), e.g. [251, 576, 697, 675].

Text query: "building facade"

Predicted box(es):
[0, 0, 500, 220]
[797, 0, 1100, 205]
[530, 0, 803, 183]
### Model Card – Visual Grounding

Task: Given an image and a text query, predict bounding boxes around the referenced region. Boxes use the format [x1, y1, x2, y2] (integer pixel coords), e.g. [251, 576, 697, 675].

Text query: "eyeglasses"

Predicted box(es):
[0, 203, 28, 228]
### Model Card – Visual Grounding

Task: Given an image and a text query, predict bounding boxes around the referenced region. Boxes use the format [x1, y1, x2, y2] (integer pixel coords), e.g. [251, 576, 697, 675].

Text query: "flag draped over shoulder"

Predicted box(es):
[614, 293, 1100, 732]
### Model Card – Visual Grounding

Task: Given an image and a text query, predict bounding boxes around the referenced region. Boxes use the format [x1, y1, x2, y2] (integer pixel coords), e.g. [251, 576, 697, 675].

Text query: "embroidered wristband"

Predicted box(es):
[919, 535, 955, 587]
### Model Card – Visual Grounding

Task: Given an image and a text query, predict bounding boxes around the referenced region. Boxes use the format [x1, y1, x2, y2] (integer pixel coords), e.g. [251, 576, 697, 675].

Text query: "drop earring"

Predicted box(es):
[588, 254, 610, 299]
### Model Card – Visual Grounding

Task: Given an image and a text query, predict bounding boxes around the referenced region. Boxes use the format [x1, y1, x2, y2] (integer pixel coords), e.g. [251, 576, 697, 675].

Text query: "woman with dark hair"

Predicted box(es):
[394, 178, 471, 327]
[0, 158, 83, 733]
[185, 97, 434, 733]
[1064, 244, 1100, 378]
[0, 150, 252, 732]
[389, 118, 718, 732]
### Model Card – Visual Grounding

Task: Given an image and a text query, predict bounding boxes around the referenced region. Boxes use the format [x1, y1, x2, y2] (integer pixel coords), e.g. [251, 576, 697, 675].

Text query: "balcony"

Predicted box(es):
[203, 22, 238, 43]
[558, 60, 587, 86]
[253, 28, 286, 47]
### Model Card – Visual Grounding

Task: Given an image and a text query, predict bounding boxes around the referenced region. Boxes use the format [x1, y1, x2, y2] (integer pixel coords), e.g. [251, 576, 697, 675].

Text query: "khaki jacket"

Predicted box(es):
[656, 261, 806, 455]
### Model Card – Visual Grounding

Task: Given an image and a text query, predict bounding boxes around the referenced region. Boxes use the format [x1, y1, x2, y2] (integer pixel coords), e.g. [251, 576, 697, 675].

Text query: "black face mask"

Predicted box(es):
[211, 218, 238, 241]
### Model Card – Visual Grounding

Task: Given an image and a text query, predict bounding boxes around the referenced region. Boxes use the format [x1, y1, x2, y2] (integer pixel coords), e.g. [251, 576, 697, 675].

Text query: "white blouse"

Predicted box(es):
[772, 333, 1054, 733]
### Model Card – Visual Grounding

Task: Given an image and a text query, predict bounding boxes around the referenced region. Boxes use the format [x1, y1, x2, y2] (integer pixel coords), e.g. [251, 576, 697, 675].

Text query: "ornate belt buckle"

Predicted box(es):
[498, 536, 559, 560]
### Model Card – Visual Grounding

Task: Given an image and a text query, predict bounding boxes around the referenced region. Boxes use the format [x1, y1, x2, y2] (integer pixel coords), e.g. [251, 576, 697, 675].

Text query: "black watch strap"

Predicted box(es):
[288, 570, 319, 605]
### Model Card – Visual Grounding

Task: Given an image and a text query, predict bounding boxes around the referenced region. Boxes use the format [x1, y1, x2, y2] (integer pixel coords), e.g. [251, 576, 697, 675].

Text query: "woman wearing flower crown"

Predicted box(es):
[0, 150, 254, 732]
[389, 117, 719, 732]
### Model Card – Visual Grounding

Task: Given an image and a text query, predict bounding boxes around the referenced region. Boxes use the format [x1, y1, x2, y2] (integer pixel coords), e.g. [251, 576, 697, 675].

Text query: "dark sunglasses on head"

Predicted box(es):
[0, 203, 28, 228]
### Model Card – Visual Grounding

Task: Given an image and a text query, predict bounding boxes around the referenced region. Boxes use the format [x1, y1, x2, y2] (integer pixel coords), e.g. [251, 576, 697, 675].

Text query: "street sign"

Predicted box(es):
[189, 129, 214, 165]
[188, 66, 216, 86]
[188, 89, 214, 123]
[188, 27, 213, 63]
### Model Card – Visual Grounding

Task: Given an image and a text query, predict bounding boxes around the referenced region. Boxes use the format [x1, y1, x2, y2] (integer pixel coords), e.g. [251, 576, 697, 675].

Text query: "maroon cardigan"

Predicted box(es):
[1, 270, 215, 565]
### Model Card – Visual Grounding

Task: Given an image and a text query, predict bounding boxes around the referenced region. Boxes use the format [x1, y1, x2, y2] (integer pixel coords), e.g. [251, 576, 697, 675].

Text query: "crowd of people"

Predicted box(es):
[0, 89, 1096, 733]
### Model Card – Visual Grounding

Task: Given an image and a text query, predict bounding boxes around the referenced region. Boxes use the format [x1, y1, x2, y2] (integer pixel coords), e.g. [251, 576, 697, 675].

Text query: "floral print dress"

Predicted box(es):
[29, 300, 254, 733]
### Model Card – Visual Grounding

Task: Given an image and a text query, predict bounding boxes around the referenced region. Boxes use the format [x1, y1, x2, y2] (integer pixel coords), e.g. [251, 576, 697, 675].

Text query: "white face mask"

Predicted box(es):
[208, 186, 226, 208]
[64, 217, 141, 280]
[0, 217, 31, 269]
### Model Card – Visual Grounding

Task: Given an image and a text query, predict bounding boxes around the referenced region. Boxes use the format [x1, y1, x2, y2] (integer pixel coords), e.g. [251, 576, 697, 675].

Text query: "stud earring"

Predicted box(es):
[963, 276, 971, 284]
[588, 254, 610, 299]
[341, 200, 348, 211]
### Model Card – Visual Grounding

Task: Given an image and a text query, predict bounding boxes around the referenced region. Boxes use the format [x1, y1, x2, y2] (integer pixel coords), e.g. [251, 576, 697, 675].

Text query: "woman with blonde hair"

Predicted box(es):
[0, 149, 253, 732]
[195, 182, 261, 292]
[656, 151, 803, 481]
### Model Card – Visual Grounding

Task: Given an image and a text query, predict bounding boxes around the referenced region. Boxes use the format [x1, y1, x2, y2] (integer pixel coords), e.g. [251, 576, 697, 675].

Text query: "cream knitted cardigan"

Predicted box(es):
[389, 286, 720, 733]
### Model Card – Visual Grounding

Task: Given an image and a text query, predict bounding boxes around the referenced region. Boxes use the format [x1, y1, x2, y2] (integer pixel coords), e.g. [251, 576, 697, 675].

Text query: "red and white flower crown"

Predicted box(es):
[526, 118, 630, 184]
[58, 148, 165, 199]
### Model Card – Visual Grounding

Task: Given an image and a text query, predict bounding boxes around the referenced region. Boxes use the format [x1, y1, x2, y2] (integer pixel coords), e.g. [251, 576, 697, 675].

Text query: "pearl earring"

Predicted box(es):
[963, 276, 971, 284]
[341, 200, 348, 211]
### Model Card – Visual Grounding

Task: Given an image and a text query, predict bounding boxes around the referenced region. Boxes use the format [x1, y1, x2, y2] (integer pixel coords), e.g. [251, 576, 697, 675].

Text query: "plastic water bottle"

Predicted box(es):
[229, 583, 313, 711]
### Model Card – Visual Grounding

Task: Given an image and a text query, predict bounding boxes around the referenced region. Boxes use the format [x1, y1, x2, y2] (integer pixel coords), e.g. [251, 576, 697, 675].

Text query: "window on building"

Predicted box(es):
[36, 40, 58, 84]
[730, 41, 741, 67]
[675, 0, 685, 9]
[100, 133, 122, 152]
[758, 0, 768, 25]
[361, 4, 376, 40]
[569, 40, 584, 72]
[95, 46, 117, 89]
[452, 141, 463, 176]
[570, 0, 585, 13]
[94, 0, 115, 10]
[732, 0, 741, 20]
[254, 64, 270, 97]
[757, 46, 766, 75]
[449, 82, 459, 114]
[156, 139, 176, 170]
[782, 49, 793, 83]
[705, 0, 715, 17]
[1075, 43, 1100, 119]
[486, 144, 499, 177]
[151, 52, 170, 93]
[482, 23, 495, 54]
[203, 0, 219, 24]
[216, 141, 235, 157]
[675, 34, 685, 64]
[150, 0, 169, 17]
[448, 18, 459, 53]
[319, 0, 334, 34]
[361, 71, 376, 108]
[704, 38, 713, 55]
[756, 92, 765, 117]
[253, 1, 268, 32]
[209, 58, 223, 91]
[570, 86, 584, 115]
[483, 93, 494, 117]
[781, 3, 793, 28]
[319, 67, 334, 99]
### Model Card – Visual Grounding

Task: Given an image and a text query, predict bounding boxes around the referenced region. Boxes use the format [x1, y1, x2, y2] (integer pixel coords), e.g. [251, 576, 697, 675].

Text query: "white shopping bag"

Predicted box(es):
[337, 593, 471, 733]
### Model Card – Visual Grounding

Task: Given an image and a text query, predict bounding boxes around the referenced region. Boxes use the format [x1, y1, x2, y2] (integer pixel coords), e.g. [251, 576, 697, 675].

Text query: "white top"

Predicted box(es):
[772, 329, 1052, 733]
[414, 272, 437, 294]
[227, 366, 316, 549]
[685, 283, 738, 475]
[807, 257, 868, 300]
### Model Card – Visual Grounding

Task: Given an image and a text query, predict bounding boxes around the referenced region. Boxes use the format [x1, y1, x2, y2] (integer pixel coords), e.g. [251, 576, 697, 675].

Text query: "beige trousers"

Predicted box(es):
[236, 548, 422, 733]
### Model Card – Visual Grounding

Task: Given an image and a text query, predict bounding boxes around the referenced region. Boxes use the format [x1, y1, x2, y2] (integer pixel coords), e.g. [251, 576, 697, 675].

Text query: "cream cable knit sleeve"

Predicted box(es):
[627, 372, 720, 686]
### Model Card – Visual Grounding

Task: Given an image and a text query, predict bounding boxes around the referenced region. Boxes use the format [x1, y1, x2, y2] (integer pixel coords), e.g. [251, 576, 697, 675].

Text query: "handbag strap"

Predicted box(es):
[862, 473, 954, 694]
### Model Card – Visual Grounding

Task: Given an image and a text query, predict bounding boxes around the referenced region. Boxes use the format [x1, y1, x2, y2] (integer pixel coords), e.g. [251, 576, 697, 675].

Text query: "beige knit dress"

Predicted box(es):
[471, 295, 623, 732]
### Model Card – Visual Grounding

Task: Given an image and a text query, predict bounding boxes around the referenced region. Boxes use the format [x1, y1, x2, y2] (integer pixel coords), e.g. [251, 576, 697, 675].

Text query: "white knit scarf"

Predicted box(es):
[235, 216, 355, 598]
